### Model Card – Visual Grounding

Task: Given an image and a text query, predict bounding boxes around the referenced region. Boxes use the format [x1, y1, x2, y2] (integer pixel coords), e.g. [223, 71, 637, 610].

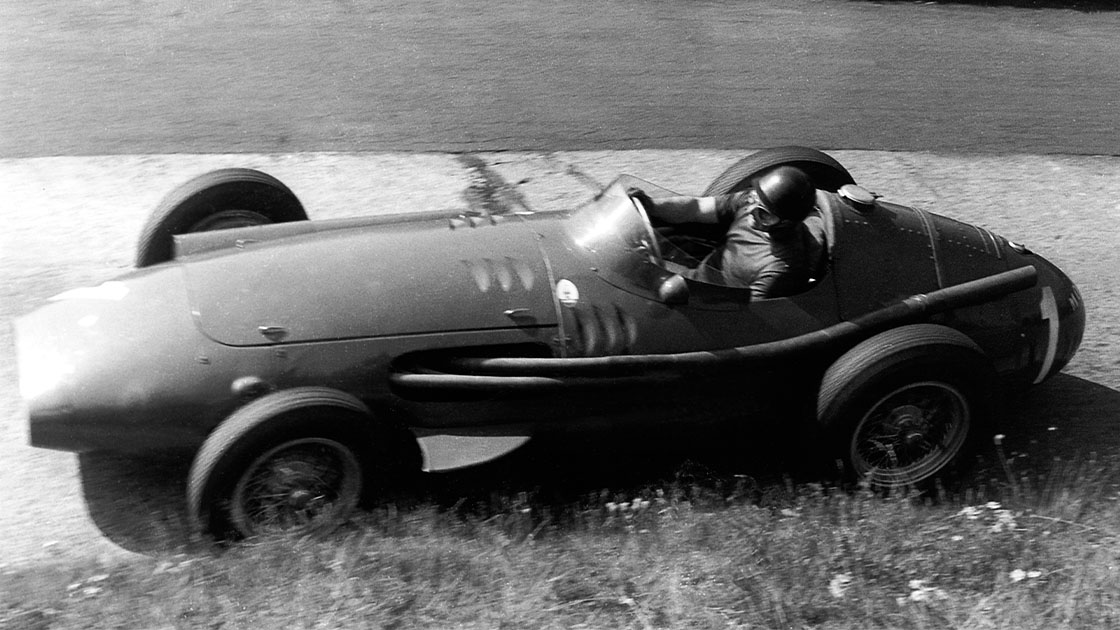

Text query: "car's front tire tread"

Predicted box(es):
[136, 168, 307, 268]
[187, 388, 394, 541]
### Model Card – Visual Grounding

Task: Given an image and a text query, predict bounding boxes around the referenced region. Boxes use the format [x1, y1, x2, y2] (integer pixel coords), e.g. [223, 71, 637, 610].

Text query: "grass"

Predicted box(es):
[3, 450, 1119, 629]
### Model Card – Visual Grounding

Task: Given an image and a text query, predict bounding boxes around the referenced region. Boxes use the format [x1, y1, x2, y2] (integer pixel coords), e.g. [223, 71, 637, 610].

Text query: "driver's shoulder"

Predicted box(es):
[806, 189, 846, 247]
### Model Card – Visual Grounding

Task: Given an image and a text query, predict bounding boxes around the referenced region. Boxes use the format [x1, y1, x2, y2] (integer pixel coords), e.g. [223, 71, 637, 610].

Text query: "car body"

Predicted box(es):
[13, 148, 1085, 538]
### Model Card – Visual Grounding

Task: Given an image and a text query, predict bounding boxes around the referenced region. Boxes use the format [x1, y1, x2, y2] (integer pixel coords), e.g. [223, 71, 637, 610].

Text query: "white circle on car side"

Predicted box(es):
[555, 279, 579, 307]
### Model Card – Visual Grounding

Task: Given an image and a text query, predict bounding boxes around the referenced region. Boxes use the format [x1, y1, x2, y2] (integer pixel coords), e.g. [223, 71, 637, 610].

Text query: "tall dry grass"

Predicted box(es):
[3, 450, 1118, 629]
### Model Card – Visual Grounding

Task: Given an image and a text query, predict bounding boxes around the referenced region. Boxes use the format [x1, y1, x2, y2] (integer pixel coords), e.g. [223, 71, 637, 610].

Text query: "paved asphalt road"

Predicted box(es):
[2, 0, 1119, 158]
[2, 149, 1119, 567]
[1, 0, 1119, 567]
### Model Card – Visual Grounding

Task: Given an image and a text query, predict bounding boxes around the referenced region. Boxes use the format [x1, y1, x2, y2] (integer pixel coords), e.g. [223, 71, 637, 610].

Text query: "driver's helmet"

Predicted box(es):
[754, 166, 816, 224]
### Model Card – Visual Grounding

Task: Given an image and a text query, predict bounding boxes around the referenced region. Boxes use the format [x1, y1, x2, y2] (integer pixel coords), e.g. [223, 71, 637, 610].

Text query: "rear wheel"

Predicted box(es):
[846, 380, 972, 486]
[136, 168, 307, 267]
[703, 146, 855, 196]
[817, 325, 994, 488]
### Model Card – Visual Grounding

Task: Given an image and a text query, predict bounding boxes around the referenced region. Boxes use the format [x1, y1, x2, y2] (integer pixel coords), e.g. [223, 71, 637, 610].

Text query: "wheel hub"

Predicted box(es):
[851, 381, 972, 486]
[886, 404, 928, 447]
[286, 488, 319, 510]
[266, 459, 333, 510]
[231, 437, 363, 537]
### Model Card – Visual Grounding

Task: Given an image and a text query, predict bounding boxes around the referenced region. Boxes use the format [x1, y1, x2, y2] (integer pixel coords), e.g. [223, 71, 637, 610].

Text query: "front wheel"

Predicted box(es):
[136, 168, 307, 267]
[817, 324, 994, 488]
[187, 388, 405, 540]
[228, 436, 364, 537]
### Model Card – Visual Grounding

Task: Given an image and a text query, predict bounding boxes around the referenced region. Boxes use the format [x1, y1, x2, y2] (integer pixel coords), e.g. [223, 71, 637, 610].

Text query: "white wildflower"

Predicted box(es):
[957, 506, 982, 520]
[1010, 568, 1045, 582]
[990, 509, 1018, 533]
[829, 573, 853, 599]
[906, 579, 948, 603]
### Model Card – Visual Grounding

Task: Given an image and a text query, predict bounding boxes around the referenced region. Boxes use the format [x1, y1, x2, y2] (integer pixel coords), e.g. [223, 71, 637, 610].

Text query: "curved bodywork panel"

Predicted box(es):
[184, 214, 557, 346]
[17, 267, 227, 452]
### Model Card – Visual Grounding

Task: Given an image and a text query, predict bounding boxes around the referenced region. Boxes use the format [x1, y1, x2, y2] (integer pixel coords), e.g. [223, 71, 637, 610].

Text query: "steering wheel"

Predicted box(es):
[628, 195, 664, 264]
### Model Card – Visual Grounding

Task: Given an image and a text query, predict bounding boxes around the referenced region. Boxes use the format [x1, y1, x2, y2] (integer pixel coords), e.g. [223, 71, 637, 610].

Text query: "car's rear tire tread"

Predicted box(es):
[702, 146, 855, 196]
[816, 324, 995, 487]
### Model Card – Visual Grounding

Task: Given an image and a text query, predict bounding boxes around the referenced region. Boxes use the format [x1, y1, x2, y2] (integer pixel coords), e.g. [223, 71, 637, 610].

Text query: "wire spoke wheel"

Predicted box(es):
[850, 381, 971, 487]
[230, 437, 362, 537]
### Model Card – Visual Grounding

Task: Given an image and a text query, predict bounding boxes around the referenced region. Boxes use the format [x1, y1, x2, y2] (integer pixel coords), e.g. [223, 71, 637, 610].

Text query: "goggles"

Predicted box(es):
[744, 189, 784, 229]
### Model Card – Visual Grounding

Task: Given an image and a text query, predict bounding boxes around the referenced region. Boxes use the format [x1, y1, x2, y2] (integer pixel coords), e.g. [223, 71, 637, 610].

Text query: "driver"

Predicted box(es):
[630, 165, 819, 300]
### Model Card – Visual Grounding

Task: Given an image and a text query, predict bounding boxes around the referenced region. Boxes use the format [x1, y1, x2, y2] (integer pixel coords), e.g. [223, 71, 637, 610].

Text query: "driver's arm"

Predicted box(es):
[645, 196, 720, 224]
[633, 190, 747, 225]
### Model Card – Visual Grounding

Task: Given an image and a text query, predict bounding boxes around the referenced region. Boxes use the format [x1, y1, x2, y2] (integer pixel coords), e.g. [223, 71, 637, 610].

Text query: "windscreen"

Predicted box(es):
[564, 177, 734, 293]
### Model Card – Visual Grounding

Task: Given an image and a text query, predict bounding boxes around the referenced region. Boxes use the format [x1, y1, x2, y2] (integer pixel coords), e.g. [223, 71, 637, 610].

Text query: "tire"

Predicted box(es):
[817, 324, 995, 489]
[135, 168, 307, 268]
[702, 146, 855, 196]
[187, 388, 413, 541]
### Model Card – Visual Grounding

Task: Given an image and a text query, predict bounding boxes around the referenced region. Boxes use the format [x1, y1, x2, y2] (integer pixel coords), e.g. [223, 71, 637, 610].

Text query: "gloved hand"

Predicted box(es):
[626, 187, 655, 212]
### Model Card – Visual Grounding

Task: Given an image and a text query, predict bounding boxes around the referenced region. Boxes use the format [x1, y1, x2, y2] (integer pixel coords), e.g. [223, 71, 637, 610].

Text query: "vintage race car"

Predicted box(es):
[14, 147, 1084, 539]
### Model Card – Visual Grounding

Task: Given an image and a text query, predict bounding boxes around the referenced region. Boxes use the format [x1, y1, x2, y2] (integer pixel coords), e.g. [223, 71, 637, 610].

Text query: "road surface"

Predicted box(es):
[1, 0, 1118, 568]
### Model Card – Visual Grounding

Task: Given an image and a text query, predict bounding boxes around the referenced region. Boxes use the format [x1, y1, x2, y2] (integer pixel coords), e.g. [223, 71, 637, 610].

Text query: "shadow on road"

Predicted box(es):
[79, 373, 1120, 556]
[78, 452, 197, 555]
[994, 373, 1120, 460]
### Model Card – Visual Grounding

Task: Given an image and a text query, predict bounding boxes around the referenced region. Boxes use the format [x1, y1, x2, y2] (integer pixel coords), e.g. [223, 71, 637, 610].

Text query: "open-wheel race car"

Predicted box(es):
[14, 147, 1085, 540]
